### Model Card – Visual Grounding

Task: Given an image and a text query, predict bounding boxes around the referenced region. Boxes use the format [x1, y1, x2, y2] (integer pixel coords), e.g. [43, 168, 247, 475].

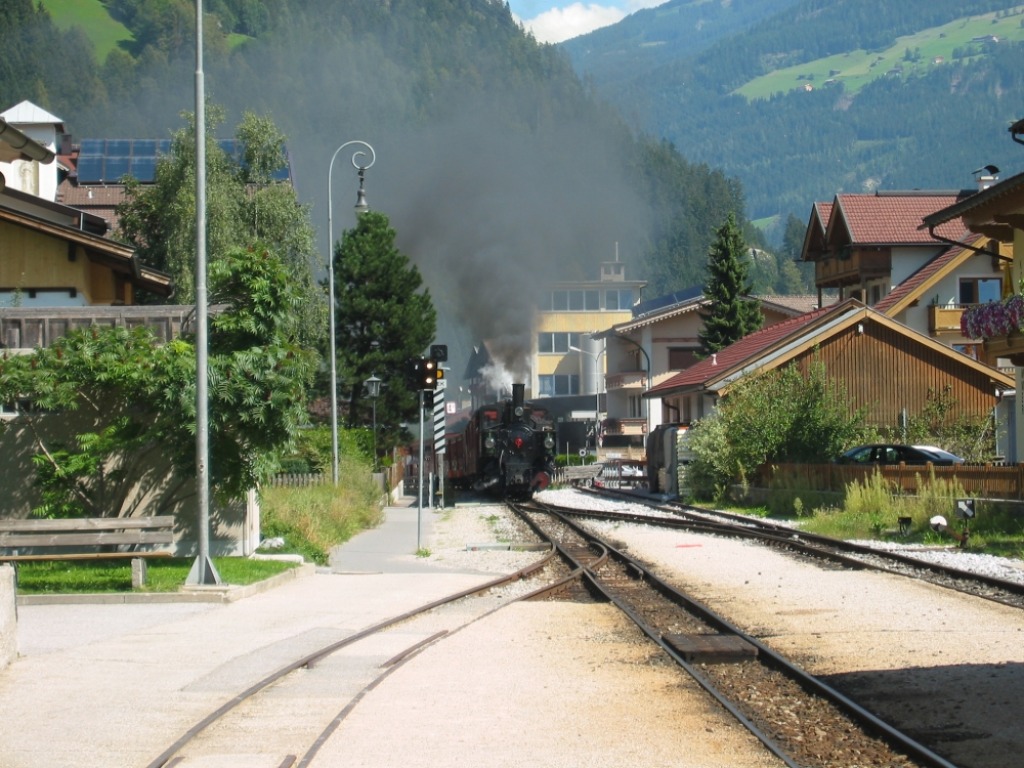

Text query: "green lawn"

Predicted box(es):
[14, 556, 299, 594]
[39, 0, 133, 61]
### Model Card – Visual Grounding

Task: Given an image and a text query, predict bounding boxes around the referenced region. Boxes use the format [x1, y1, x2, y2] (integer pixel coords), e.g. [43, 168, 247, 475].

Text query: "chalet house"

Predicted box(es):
[0, 101, 175, 328]
[643, 298, 1012, 451]
[922, 159, 1024, 463]
[591, 288, 820, 450]
[800, 189, 1010, 363]
[0, 101, 257, 556]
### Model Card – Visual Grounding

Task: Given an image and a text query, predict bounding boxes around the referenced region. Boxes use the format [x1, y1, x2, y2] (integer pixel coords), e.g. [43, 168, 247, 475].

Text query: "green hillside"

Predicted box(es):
[737, 8, 1024, 99]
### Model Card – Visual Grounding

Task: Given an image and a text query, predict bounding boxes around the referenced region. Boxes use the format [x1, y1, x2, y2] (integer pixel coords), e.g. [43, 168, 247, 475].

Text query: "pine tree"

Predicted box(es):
[332, 211, 437, 434]
[698, 213, 763, 356]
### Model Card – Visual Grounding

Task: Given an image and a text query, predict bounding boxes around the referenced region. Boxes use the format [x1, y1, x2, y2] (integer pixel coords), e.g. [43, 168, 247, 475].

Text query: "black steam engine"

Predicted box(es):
[447, 383, 556, 499]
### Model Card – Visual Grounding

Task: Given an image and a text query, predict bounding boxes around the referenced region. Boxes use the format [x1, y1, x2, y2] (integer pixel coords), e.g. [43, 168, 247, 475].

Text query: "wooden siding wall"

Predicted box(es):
[799, 322, 998, 428]
[0, 306, 196, 349]
[0, 220, 90, 295]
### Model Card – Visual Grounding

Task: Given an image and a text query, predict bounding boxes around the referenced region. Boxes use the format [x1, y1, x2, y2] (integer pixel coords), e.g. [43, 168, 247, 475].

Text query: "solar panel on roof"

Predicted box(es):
[74, 137, 292, 185]
[76, 156, 104, 183]
[130, 156, 158, 182]
[104, 156, 131, 181]
[79, 138, 105, 155]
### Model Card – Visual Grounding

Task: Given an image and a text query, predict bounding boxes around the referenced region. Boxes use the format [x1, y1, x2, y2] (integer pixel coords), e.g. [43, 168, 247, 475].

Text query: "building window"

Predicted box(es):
[538, 331, 582, 353]
[628, 395, 642, 418]
[668, 347, 700, 370]
[538, 374, 579, 396]
[540, 290, 601, 311]
[959, 277, 1002, 305]
[953, 343, 981, 360]
[605, 289, 634, 311]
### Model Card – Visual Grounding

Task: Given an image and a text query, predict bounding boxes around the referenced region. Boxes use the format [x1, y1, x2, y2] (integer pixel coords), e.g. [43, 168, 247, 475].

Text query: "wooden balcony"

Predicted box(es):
[605, 370, 647, 391]
[0, 305, 200, 349]
[815, 248, 891, 287]
[603, 417, 647, 437]
[928, 304, 964, 335]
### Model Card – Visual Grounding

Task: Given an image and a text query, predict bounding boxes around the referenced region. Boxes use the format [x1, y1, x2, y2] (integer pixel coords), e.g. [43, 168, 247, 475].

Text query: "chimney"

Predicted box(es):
[973, 165, 1000, 191]
[512, 383, 525, 410]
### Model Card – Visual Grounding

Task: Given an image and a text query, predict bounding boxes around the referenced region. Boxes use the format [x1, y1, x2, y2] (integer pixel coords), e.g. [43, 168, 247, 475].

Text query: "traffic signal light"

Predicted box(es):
[411, 356, 445, 390]
[422, 358, 438, 389]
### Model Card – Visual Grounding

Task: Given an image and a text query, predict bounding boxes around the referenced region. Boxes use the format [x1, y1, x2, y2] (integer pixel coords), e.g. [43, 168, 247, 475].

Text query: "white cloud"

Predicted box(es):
[518, 3, 627, 44]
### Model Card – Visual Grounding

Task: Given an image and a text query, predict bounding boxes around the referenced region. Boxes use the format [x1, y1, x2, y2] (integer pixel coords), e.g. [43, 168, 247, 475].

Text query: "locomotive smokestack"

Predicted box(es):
[512, 383, 525, 410]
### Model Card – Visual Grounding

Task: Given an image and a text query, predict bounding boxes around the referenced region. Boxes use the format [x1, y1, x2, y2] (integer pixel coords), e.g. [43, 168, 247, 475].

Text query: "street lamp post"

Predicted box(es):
[364, 374, 382, 471]
[327, 141, 375, 486]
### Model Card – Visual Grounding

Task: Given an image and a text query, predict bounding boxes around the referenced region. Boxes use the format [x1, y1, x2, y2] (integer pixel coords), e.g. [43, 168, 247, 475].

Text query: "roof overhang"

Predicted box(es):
[922, 171, 1024, 242]
[0, 205, 173, 297]
[0, 118, 55, 164]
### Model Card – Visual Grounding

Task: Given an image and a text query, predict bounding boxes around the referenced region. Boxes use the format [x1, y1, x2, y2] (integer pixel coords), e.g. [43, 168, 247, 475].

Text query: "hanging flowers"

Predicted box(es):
[961, 294, 1024, 339]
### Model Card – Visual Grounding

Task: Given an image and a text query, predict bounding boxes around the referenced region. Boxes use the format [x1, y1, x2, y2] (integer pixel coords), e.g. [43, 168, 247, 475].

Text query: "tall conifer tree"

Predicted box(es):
[698, 213, 762, 356]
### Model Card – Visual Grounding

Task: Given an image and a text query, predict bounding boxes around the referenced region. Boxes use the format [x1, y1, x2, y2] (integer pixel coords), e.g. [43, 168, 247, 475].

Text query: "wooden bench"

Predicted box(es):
[0, 516, 175, 562]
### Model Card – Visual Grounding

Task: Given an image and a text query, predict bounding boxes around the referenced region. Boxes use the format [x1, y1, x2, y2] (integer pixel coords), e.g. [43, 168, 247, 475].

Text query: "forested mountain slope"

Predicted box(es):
[565, 0, 1024, 233]
[4, 0, 790, 372]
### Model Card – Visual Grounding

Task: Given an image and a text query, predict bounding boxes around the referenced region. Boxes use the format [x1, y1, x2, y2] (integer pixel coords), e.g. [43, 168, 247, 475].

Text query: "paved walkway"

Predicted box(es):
[0, 498, 489, 768]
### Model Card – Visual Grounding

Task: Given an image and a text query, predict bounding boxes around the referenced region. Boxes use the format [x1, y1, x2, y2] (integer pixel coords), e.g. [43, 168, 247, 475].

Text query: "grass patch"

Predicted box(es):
[259, 463, 384, 565]
[723, 468, 1024, 556]
[39, 0, 134, 62]
[14, 556, 298, 594]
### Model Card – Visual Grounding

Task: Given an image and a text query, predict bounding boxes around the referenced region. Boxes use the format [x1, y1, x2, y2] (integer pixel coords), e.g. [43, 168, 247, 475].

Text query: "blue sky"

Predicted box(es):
[508, 0, 665, 44]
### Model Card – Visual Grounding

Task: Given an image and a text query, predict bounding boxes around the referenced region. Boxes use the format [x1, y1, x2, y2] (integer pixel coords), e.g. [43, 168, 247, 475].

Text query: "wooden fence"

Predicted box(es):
[763, 463, 1024, 501]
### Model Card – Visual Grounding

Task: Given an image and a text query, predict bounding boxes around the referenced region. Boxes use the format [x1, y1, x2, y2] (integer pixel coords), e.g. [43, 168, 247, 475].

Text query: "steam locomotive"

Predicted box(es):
[446, 383, 556, 499]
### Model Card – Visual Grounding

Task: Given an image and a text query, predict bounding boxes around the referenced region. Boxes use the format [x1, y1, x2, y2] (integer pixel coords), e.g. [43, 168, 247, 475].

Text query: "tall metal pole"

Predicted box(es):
[187, 0, 219, 586]
[417, 389, 424, 551]
[327, 141, 375, 486]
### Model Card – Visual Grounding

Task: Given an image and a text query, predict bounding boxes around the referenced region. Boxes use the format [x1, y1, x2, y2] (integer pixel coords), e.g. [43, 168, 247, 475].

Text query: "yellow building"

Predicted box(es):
[531, 257, 645, 399]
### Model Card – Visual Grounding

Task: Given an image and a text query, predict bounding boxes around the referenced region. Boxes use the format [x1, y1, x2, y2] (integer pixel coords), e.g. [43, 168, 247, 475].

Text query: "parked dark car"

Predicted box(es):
[835, 444, 965, 466]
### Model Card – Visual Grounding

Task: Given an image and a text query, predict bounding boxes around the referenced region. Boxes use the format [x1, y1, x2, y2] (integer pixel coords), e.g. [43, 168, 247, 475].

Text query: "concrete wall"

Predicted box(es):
[0, 565, 15, 672]
[0, 413, 259, 557]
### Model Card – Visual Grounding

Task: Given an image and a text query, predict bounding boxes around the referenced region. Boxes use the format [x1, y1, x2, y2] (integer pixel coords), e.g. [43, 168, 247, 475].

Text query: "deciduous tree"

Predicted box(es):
[0, 244, 316, 518]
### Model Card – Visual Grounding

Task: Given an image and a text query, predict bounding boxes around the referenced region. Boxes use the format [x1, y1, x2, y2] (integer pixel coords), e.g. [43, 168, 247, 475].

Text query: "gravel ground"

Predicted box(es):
[324, 500, 784, 767]
[528, 489, 1024, 768]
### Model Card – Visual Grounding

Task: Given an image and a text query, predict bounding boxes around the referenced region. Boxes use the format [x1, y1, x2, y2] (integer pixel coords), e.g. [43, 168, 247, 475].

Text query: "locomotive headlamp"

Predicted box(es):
[544, 434, 554, 450]
[484, 434, 496, 450]
[514, 406, 525, 417]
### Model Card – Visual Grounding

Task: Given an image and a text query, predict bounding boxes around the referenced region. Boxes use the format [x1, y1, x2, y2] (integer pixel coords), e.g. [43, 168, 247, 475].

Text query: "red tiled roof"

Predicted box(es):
[646, 303, 841, 396]
[829, 192, 965, 245]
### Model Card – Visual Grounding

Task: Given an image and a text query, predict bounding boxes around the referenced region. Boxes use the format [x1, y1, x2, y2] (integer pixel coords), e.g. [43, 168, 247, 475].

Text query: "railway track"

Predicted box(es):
[146, 490, 1014, 768]
[145, 559, 559, 768]
[575, 487, 1024, 609]
[516, 497, 962, 768]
